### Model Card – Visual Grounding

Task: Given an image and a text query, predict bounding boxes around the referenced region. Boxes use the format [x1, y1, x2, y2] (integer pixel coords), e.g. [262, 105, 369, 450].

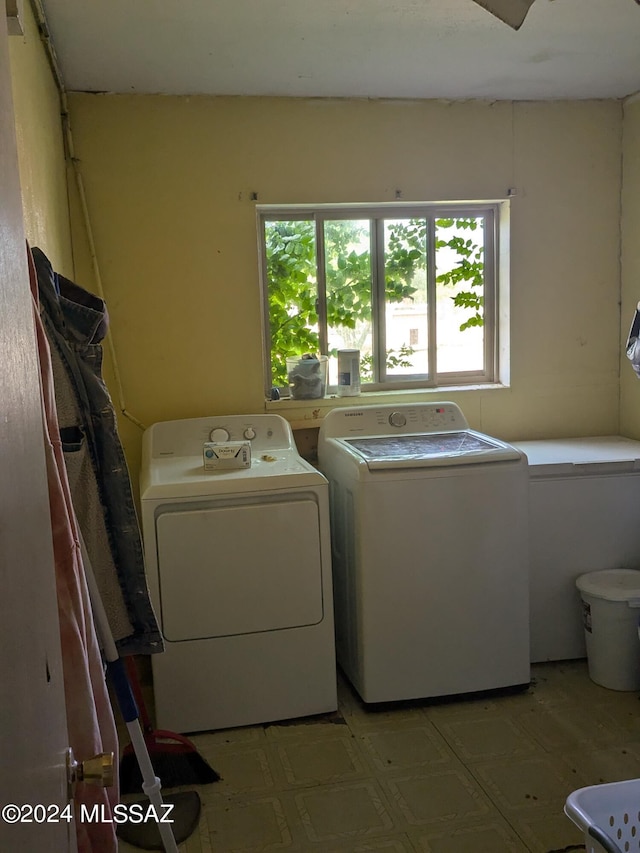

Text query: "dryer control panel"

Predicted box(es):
[146, 414, 297, 459]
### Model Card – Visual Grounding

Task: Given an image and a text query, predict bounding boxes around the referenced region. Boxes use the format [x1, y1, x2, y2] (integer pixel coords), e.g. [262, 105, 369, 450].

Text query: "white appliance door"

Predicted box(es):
[156, 497, 324, 641]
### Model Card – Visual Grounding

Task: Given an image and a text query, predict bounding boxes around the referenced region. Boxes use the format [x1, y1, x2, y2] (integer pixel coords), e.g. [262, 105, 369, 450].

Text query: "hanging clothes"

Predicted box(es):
[31, 247, 162, 657]
[28, 247, 118, 853]
[626, 304, 640, 379]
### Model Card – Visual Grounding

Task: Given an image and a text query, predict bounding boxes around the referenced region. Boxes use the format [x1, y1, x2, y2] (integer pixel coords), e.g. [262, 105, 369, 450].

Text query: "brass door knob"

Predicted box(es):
[80, 753, 115, 787]
[67, 748, 115, 794]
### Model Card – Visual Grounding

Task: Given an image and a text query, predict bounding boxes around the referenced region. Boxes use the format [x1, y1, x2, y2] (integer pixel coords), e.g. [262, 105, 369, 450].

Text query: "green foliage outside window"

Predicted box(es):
[435, 218, 485, 330]
[264, 217, 484, 389]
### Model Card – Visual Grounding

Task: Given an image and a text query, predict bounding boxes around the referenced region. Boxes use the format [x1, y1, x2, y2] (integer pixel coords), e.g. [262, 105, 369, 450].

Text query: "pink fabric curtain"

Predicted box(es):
[28, 247, 119, 853]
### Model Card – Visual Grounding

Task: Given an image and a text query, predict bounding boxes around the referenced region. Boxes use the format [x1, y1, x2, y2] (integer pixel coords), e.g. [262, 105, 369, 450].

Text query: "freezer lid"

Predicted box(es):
[340, 430, 522, 469]
[512, 436, 640, 477]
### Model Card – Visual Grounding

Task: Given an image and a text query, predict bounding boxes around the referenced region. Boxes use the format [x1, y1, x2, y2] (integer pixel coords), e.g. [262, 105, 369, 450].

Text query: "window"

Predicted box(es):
[258, 203, 498, 397]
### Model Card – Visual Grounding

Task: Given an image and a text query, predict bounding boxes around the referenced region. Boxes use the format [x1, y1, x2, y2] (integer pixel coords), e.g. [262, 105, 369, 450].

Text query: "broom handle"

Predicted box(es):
[79, 533, 179, 853]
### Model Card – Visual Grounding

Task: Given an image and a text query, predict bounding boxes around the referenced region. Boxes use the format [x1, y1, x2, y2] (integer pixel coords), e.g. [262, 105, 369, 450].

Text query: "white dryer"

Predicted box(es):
[140, 414, 336, 733]
[318, 402, 530, 704]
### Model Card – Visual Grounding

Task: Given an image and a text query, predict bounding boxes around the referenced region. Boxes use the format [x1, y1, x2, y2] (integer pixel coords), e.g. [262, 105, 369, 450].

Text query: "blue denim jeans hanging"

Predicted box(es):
[32, 247, 162, 656]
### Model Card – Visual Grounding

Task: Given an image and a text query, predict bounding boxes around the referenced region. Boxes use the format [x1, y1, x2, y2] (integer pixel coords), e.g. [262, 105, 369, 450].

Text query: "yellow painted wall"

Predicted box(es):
[7, 6, 629, 477]
[65, 94, 623, 461]
[8, 2, 138, 485]
[620, 96, 640, 437]
[8, 2, 73, 276]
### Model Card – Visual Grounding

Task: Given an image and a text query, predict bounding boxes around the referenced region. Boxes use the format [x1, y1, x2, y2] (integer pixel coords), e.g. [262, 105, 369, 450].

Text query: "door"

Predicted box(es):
[0, 7, 75, 851]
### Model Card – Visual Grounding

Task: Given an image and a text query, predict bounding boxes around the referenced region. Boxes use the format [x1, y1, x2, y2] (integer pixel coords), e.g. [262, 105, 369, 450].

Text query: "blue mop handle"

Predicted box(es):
[106, 658, 139, 724]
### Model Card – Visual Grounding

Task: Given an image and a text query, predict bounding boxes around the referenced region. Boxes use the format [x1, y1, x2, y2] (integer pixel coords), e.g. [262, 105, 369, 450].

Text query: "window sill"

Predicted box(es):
[265, 383, 509, 431]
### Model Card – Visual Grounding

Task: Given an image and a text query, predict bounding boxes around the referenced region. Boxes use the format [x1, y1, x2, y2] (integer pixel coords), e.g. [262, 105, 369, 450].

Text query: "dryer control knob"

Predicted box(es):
[243, 427, 256, 440]
[210, 427, 230, 442]
[389, 411, 407, 428]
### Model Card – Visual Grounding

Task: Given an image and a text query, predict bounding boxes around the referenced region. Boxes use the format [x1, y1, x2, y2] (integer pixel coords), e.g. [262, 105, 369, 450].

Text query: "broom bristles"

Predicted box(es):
[120, 743, 221, 794]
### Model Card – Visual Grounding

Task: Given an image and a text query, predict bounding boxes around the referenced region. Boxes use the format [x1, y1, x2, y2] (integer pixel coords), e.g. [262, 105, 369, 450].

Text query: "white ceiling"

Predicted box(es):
[39, 0, 640, 101]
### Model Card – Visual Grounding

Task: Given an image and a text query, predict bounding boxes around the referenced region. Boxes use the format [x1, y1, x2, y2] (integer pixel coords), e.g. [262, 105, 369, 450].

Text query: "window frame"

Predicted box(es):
[258, 202, 499, 398]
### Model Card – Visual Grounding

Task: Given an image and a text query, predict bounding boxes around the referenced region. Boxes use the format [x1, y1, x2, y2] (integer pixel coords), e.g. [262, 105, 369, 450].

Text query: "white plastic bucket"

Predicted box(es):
[575, 569, 640, 691]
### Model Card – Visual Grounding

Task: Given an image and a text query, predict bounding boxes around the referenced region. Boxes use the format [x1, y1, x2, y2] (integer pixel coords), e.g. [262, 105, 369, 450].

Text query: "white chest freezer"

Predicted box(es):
[512, 436, 640, 662]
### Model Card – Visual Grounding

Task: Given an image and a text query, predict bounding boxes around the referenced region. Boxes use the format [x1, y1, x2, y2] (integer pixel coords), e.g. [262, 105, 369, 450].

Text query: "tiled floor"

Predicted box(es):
[117, 660, 640, 852]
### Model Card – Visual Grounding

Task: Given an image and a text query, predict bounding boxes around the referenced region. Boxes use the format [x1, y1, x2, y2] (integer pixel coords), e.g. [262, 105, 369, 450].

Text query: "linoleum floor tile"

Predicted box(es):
[532, 660, 639, 708]
[345, 702, 431, 732]
[324, 834, 418, 852]
[380, 767, 495, 829]
[122, 660, 640, 851]
[423, 695, 505, 725]
[292, 780, 397, 844]
[190, 724, 267, 756]
[469, 753, 584, 816]
[204, 793, 294, 852]
[274, 734, 370, 788]
[206, 743, 277, 795]
[515, 701, 630, 752]
[356, 723, 455, 774]
[593, 696, 640, 741]
[409, 816, 529, 852]
[193, 811, 214, 853]
[559, 741, 640, 786]
[526, 661, 591, 704]
[507, 810, 586, 853]
[431, 713, 542, 763]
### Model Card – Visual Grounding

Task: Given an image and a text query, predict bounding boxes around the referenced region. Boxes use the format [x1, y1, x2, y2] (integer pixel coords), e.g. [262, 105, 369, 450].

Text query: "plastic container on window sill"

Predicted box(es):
[286, 355, 328, 400]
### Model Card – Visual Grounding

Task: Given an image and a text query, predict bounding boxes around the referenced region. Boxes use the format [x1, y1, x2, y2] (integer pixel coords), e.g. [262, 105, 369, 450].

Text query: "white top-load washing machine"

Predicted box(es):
[511, 436, 640, 663]
[318, 402, 530, 704]
[140, 414, 336, 733]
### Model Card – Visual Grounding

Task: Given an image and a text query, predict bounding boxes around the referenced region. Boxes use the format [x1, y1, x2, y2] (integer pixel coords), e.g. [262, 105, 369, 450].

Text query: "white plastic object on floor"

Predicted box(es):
[576, 568, 640, 691]
[565, 778, 640, 853]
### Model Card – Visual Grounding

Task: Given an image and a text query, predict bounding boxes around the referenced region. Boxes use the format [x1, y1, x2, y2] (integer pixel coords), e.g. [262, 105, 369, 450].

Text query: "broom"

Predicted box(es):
[119, 656, 220, 794]
[79, 533, 181, 853]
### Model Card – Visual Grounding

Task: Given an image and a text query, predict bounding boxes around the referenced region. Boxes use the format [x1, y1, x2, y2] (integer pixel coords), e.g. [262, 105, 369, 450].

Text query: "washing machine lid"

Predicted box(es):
[512, 436, 640, 478]
[338, 430, 522, 469]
